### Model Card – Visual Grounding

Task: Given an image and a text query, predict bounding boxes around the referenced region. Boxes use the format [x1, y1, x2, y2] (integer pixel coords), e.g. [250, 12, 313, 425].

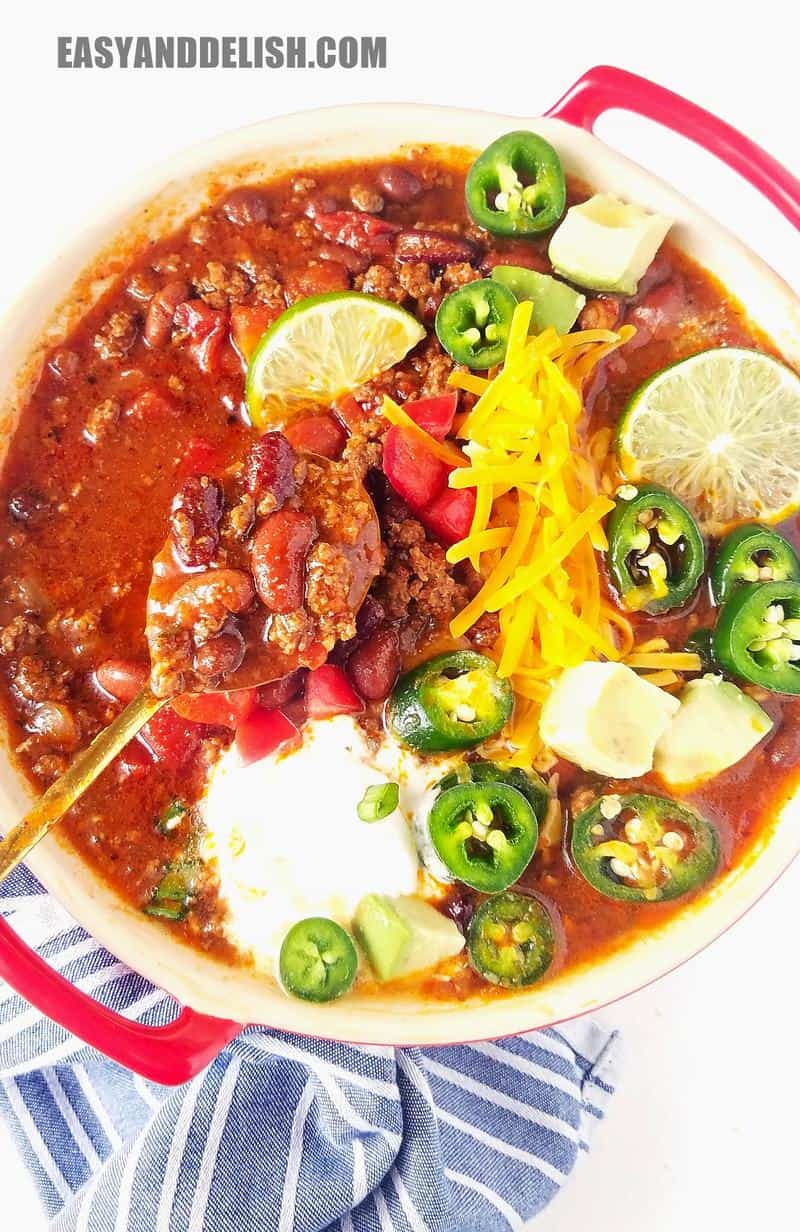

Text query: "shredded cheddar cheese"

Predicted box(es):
[446, 303, 636, 762]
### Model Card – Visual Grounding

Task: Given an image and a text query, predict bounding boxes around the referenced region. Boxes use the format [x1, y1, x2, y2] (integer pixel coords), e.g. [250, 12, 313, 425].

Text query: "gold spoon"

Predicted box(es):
[0, 463, 382, 884]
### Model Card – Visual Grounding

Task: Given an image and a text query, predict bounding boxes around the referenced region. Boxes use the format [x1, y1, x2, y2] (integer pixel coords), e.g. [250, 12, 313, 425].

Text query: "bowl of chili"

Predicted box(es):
[0, 68, 799, 1081]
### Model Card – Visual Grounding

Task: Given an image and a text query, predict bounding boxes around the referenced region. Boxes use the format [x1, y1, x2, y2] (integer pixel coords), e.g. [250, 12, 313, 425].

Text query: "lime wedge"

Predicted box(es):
[617, 348, 800, 531]
[245, 292, 426, 428]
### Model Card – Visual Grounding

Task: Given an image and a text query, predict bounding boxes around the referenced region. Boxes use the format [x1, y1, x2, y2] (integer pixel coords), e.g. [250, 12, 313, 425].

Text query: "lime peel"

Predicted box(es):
[245, 291, 426, 428]
[617, 347, 800, 532]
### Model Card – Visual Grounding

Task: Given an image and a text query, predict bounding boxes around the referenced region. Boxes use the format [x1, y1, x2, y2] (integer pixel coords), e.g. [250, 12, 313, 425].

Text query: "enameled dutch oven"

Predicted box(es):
[1, 67, 799, 1084]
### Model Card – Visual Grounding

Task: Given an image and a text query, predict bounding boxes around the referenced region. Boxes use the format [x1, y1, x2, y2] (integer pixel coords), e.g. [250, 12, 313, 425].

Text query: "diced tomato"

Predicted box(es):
[312, 211, 402, 258]
[423, 487, 477, 545]
[333, 394, 368, 434]
[305, 664, 364, 719]
[173, 300, 228, 374]
[285, 414, 347, 459]
[230, 303, 283, 362]
[139, 707, 204, 771]
[171, 688, 258, 730]
[179, 437, 222, 479]
[128, 388, 176, 421]
[403, 392, 458, 442]
[382, 425, 450, 510]
[235, 707, 299, 766]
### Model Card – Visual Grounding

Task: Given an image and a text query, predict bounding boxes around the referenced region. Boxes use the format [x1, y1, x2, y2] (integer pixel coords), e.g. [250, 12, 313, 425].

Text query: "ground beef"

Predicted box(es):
[397, 262, 437, 301]
[84, 398, 121, 445]
[267, 609, 317, 658]
[10, 654, 72, 704]
[305, 542, 357, 645]
[356, 264, 406, 303]
[195, 261, 251, 309]
[31, 752, 70, 784]
[93, 311, 138, 361]
[350, 185, 384, 214]
[442, 262, 481, 291]
[409, 337, 454, 398]
[251, 273, 286, 312]
[375, 500, 468, 638]
[0, 614, 41, 657]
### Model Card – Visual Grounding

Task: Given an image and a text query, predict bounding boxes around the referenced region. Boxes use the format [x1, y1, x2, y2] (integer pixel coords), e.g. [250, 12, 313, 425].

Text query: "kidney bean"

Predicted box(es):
[29, 701, 79, 750]
[313, 211, 402, 259]
[347, 627, 401, 701]
[303, 192, 339, 220]
[170, 476, 224, 568]
[376, 165, 422, 205]
[95, 658, 149, 703]
[243, 433, 296, 511]
[480, 243, 549, 275]
[284, 414, 346, 460]
[257, 669, 305, 710]
[355, 595, 385, 639]
[171, 570, 254, 636]
[144, 279, 190, 348]
[251, 510, 315, 613]
[395, 228, 480, 266]
[316, 240, 370, 275]
[221, 187, 271, 226]
[284, 261, 351, 303]
[194, 629, 245, 681]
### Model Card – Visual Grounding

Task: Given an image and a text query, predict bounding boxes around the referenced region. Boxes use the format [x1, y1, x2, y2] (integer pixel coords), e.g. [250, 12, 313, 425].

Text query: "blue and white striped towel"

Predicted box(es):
[0, 866, 619, 1231]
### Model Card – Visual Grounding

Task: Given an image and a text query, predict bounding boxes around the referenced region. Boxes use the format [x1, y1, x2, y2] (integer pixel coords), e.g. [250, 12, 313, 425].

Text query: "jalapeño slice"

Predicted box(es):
[466, 131, 566, 237]
[428, 781, 538, 893]
[387, 651, 513, 753]
[607, 483, 705, 614]
[435, 279, 517, 369]
[467, 891, 556, 988]
[711, 523, 800, 606]
[279, 918, 358, 1003]
[713, 579, 800, 694]
[571, 793, 719, 903]
[436, 759, 550, 823]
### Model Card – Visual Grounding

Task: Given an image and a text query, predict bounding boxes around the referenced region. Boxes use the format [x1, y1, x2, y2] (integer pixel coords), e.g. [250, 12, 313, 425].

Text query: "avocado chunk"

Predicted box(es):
[548, 194, 673, 296]
[392, 895, 465, 976]
[354, 893, 464, 981]
[654, 674, 773, 789]
[539, 661, 679, 778]
[353, 894, 412, 981]
[491, 266, 585, 335]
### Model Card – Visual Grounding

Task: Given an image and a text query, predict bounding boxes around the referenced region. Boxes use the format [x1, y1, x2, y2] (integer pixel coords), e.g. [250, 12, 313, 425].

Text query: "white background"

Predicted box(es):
[1, 0, 798, 1227]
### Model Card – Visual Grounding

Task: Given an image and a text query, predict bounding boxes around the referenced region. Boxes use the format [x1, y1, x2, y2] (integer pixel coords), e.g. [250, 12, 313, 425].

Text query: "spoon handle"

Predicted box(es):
[0, 688, 167, 884]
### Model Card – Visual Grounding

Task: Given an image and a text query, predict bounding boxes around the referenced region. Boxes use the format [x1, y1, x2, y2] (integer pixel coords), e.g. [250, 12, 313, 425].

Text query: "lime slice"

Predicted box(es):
[245, 292, 426, 427]
[617, 348, 800, 531]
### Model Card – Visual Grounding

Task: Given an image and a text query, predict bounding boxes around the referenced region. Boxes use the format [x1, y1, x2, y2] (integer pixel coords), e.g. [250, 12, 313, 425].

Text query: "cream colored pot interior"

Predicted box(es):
[1, 105, 799, 1044]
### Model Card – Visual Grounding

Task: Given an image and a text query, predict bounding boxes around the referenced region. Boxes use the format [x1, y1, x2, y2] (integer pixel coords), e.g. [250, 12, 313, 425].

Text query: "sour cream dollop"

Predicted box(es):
[199, 714, 454, 972]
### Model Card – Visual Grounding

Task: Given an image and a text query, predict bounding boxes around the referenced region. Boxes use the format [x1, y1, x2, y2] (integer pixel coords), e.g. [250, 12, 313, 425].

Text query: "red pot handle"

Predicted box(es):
[546, 65, 800, 229]
[0, 913, 240, 1084]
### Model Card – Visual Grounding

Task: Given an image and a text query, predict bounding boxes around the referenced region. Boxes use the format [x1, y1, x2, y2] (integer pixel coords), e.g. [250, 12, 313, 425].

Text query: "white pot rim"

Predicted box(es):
[1, 102, 799, 1046]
